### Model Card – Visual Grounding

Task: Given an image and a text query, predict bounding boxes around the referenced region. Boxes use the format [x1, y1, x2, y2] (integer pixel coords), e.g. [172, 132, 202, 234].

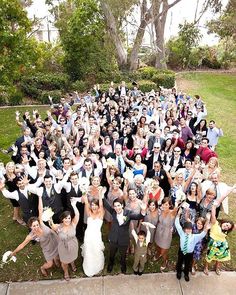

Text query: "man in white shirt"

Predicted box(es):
[207, 120, 223, 151]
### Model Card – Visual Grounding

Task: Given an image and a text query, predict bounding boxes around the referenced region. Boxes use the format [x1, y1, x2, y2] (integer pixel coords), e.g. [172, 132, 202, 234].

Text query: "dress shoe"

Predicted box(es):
[138, 271, 143, 276]
[184, 275, 190, 282]
[176, 272, 181, 280]
[121, 268, 127, 274]
[133, 271, 139, 275]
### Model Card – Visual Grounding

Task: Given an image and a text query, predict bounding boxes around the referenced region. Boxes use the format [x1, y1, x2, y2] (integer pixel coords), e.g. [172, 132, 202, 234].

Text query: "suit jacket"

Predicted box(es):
[147, 169, 170, 197]
[147, 136, 165, 151]
[106, 152, 126, 174]
[103, 198, 144, 246]
[145, 151, 167, 171]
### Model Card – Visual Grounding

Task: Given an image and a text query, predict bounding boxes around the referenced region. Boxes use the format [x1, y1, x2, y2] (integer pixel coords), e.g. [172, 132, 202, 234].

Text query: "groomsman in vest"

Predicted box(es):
[78, 157, 103, 180]
[0, 176, 39, 223]
[63, 171, 85, 242]
[24, 174, 66, 223]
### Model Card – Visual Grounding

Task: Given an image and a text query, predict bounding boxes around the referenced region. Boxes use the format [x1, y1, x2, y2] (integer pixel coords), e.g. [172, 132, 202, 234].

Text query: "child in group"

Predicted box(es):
[175, 208, 210, 282]
[131, 222, 151, 276]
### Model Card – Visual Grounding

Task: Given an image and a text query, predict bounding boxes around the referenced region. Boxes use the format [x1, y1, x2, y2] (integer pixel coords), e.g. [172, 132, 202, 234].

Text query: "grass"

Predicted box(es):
[0, 72, 236, 281]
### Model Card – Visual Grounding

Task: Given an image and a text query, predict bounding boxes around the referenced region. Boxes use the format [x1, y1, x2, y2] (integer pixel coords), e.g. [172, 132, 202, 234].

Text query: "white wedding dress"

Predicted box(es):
[81, 217, 105, 277]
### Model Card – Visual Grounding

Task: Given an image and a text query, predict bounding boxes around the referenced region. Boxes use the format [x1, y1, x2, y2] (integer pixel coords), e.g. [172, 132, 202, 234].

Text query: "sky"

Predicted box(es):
[27, 0, 229, 45]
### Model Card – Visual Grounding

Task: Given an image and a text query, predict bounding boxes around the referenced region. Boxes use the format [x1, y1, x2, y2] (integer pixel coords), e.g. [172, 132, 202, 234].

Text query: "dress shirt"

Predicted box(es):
[175, 216, 206, 253]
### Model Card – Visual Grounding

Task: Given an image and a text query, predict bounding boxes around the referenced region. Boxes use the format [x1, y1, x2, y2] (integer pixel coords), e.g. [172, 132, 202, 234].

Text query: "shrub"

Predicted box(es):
[40, 90, 63, 104]
[138, 80, 158, 93]
[0, 85, 23, 106]
[21, 72, 70, 99]
[8, 89, 24, 106]
[152, 73, 175, 88]
[71, 80, 89, 93]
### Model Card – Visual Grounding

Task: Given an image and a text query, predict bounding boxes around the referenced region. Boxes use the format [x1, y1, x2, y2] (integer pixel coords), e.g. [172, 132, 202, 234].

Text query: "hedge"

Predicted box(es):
[21, 72, 70, 99]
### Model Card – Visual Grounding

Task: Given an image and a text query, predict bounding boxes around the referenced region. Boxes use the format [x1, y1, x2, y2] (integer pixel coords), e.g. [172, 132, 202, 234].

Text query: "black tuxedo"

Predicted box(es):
[110, 138, 124, 151]
[147, 169, 170, 197]
[103, 198, 144, 272]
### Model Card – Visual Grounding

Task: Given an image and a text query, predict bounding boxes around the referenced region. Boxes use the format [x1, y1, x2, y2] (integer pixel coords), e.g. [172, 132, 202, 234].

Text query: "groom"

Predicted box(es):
[103, 189, 146, 274]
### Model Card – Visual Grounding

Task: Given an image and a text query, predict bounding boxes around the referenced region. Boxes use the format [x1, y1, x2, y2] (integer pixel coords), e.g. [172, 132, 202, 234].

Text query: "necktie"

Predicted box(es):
[185, 170, 190, 180]
[183, 234, 189, 255]
[118, 156, 122, 173]
[214, 184, 218, 199]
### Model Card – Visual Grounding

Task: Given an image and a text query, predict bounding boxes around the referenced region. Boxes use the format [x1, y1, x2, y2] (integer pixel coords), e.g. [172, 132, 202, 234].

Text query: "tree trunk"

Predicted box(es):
[100, 1, 128, 69]
[153, 0, 182, 69]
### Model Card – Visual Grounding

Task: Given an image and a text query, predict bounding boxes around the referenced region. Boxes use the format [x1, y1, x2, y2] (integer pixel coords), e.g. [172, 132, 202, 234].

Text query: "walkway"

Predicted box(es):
[1, 272, 236, 295]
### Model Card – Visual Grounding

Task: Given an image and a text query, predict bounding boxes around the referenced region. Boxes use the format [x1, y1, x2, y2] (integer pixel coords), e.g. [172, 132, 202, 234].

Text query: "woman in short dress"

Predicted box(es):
[154, 197, 178, 270]
[50, 198, 79, 281]
[10, 196, 59, 277]
[204, 204, 235, 276]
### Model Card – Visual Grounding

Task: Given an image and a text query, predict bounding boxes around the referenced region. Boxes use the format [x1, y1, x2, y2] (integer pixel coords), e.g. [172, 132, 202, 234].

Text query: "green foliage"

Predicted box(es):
[138, 80, 158, 93]
[40, 90, 62, 104]
[0, 85, 23, 106]
[167, 22, 202, 69]
[53, 0, 117, 82]
[137, 67, 175, 88]
[207, 0, 236, 67]
[21, 73, 70, 99]
[0, 1, 38, 85]
[70, 80, 89, 92]
[152, 73, 175, 88]
[202, 47, 222, 69]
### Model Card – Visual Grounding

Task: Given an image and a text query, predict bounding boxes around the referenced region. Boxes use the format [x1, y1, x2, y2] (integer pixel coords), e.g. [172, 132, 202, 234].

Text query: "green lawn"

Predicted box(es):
[0, 72, 236, 281]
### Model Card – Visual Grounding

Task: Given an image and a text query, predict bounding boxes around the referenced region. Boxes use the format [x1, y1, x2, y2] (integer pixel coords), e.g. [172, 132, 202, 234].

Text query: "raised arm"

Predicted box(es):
[71, 198, 80, 225]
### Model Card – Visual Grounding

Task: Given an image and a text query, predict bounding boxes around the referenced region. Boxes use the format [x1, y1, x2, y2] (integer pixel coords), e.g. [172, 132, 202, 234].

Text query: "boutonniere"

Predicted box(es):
[123, 216, 128, 222]
[160, 175, 164, 179]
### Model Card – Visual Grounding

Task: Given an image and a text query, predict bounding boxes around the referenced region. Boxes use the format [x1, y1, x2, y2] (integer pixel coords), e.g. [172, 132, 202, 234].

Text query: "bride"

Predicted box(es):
[81, 187, 105, 277]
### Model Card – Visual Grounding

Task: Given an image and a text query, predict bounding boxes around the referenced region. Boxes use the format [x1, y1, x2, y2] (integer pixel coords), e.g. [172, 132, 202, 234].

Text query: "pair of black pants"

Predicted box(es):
[108, 242, 128, 272]
[176, 248, 193, 276]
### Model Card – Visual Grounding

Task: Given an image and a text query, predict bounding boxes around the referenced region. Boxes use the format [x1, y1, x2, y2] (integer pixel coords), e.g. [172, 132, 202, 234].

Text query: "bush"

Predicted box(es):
[8, 89, 24, 106]
[0, 85, 23, 106]
[40, 90, 63, 104]
[152, 73, 175, 88]
[138, 80, 158, 93]
[21, 72, 70, 99]
[71, 80, 89, 93]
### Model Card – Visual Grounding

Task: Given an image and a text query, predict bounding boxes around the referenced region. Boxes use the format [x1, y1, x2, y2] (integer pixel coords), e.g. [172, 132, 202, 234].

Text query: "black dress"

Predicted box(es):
[4, 174, 20, 207]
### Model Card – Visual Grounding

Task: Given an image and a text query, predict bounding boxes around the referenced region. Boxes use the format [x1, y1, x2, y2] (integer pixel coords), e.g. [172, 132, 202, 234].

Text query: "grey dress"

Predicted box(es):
[154, 213, 174, 249]
[57, 223, 78, 264]
[31, 223, 59, 262]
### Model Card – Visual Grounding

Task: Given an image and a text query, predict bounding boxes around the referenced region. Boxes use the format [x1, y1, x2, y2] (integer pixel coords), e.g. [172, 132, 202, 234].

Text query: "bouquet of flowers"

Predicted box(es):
[42, 207, 54, 222]
[2, 251, 16, 264]
[79, 177, 90, 195]
[175, 189, 186, 203]
[123, 168, 134, 183]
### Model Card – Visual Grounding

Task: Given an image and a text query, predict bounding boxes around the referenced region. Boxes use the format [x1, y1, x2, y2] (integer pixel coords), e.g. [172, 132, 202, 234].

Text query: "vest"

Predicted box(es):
[18, 190, 37, 219]
[42, 185, 63, 214]
[135, 240, 148, 257]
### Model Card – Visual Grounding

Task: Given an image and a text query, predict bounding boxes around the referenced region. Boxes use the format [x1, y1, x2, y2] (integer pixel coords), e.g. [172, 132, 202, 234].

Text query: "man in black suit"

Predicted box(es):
[145, 143, 167, 171]
[103, 190, 146, 274]
[107, 143, 126, 175]
[147, 161, 171, 197]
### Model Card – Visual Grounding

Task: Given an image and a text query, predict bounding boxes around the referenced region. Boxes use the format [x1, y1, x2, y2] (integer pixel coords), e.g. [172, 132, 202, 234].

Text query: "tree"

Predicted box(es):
[47, 0, 118, 82]
[167, 22, 202, 69]
[207, 0, 236, 67]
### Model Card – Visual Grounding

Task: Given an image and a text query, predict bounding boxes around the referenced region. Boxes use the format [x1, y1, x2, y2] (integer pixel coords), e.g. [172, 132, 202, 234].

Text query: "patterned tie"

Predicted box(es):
[118, 156, 122, 173]
[183, 234, 189, 255]
[185, 170, 190, 180]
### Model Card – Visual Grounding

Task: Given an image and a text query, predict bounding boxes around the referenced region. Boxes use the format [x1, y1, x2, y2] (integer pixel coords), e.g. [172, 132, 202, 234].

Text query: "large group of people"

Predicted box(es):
[0, 81, 235, 282]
